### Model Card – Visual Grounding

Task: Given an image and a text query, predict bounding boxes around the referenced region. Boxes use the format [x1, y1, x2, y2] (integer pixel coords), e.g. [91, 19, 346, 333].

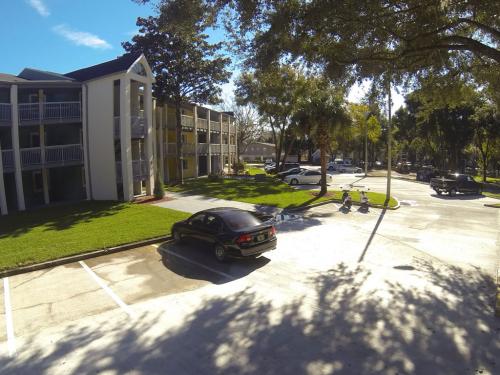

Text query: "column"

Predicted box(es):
[219, 113, 223, 173]
[81, 84, 91, 199]
[227, 115, 231, 174]
[144, 81, 154, 195]
[193, 105, 199, 177]
[11, 85, 25, 210]
[163, 105, 169, 183]
[207, 109, 212, 174]
[0, 145, 8, 215]
[234, 117, 238, 163]
[157, 104, 164, 182]
[39, 88, 49, 205]
[120, 77, 133, 201]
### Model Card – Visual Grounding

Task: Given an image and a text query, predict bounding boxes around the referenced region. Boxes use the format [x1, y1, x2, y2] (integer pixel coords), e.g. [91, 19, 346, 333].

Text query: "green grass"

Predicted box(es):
[474, 176, 500, 184]
[483, 191, 500, 200]
[0, 201, 189, 271]
[246, 167, 266, 176]
[169, 178, 398, 209]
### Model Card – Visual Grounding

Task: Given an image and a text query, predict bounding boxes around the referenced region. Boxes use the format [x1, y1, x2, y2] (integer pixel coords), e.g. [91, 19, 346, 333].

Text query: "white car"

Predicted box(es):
[284, 170, 333, 185]
[327, 162, 362, 174]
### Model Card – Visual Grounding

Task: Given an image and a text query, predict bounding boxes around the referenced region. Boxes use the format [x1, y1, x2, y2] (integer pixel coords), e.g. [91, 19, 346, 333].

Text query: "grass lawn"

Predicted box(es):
[483, 191, 500, 200]
[246, 167, 266, 175]
[169, 178, 398, 209]
[474, 176, 500, 184]
[0, 201, 189, 271]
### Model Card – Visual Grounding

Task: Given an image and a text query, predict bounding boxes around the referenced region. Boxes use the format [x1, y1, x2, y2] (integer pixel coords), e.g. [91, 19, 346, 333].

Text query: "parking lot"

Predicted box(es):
[1, 177, 499, 374]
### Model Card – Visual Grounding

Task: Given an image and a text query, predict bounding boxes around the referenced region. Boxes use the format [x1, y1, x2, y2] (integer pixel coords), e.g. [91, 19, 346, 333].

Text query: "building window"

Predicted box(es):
[33, 171, 43, 193]
[131, 62, 147, 76]
[182, 159, 188, 170]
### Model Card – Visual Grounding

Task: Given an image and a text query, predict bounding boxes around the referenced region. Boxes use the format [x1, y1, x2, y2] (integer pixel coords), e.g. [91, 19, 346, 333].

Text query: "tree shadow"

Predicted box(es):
[2, 259, 498, 374]
[430, 193, 486, 201]
[0, 201, 126, 238]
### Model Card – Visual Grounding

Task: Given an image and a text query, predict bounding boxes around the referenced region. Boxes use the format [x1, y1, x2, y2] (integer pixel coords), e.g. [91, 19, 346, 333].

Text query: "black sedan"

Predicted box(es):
[171, 207, 277, 262]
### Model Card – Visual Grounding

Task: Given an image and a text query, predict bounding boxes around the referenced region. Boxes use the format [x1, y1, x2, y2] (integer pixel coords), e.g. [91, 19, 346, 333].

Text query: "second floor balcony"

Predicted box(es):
[20, 144, 83, 169]
[1, 149, 14, 171]
[0, 103, 11, 123]
[18, 102, 81, 123]
[114, 115, 146, 139]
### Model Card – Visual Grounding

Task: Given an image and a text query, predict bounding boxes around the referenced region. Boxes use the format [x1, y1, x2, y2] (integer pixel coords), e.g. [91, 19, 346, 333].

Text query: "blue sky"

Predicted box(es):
[0, 0, 403, 109]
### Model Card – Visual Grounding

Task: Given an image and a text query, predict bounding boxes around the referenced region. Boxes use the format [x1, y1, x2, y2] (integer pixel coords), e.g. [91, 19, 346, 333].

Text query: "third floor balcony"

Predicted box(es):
[18, 102, 81, 124]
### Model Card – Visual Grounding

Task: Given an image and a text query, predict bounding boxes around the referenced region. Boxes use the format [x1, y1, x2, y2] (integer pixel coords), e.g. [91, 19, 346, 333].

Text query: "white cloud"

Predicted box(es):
[27, 0, 50, 17]
[53, 24, 112, 50]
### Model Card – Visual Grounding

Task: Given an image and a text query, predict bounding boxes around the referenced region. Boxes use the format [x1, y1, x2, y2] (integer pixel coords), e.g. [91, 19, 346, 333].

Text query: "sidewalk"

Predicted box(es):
[153, 191, 281, 215]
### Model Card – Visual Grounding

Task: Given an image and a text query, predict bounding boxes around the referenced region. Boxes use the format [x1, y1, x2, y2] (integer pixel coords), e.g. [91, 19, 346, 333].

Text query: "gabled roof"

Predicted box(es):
[65, 53, 141, 82]
[18, 68, 74, 81]
[0, 73, 27, 83]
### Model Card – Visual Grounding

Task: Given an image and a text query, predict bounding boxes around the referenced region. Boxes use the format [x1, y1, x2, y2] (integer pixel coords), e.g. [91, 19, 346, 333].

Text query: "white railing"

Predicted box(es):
[0, 103, 11, 122]
[181, 115, 194, 128]
[1, 149, 14, 170]
[197, 143, 209, 154]
[230, 124, 236, 134]
[183, 143, 195, 154]
[230, 145, 237, 154]
[44, 102, 81, 120]
[18, 103, 40, 121]
[132, 160, 148, 179]
[21, 147, 42, 167]
[131, 115, 146, 138]
[197, 118, 208, 130]
[210, 144, 220, 154]
[210, 121, 221, 132]
[221, 144, 229, 153]
[221, 123, 229, 133]
[45, 144, 83, 165]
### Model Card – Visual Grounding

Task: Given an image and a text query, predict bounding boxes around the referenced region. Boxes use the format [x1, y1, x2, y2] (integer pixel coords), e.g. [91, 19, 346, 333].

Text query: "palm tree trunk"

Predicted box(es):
[175, 104, 183, 184]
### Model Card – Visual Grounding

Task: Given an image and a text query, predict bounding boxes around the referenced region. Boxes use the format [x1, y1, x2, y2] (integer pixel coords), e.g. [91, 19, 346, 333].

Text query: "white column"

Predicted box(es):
[227, 115, 231, 174]
[207, 109, 212, 174]
[193, 105, 199, 177]
[234, 117, 238, 162]
[11, 85, 25, 211]
[0, 145, 8, 215]
[39, 88, 49, 205]
[158, 104, 164, 182]
[144, 82, 154, 195]
[219, 113, 223, 173]
[81, 84, 91, 199]
[120, 77, 133, 201]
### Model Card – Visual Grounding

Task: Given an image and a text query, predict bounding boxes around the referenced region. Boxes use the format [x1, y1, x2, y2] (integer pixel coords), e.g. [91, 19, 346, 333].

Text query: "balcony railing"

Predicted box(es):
[230, 145, 237, 154]
[18, 102, 81, 122]
[114, 115, 146, 138]
[181, 115, 194, 128]
[210, 121, 221, 132]
[210, 144, 220, 154]
[1, 149, 14, 170]
[230, 124, 236, 134]
[197, 118, 208, 130]
[221, 144, 229, 153]
[45, 144, 83, 165]
[132, 160, 149, 180]
[0, 103, 11, 122]
[197, 143, 209, 154]
[21, 147, 42, 167]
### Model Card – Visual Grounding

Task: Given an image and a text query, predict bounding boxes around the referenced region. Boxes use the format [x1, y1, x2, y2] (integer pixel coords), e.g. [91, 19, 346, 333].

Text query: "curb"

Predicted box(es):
[392, 176, 430, 185]
[0, 235, 172, 279]
[284, 197, 400, 212]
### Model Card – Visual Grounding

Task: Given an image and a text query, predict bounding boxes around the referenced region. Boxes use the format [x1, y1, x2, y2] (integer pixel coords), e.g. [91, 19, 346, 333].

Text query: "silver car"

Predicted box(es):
[284, 170, 333, 185]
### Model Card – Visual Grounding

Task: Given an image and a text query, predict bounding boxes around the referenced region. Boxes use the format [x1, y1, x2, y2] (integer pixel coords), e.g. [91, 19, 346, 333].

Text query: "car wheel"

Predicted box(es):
[214, 244, 227, 262]
[173, 229, 183, 244]
[290, 178, 298, 185]
[449, 188, 456, 197]
[435, 189, 442, 195]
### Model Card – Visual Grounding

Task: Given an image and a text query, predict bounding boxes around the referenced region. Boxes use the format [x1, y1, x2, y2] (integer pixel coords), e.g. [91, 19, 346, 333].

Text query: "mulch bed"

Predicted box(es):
[134, 195, 175, 205]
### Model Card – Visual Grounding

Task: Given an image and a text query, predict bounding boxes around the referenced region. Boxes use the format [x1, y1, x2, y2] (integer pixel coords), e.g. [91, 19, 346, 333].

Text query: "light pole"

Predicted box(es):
[386, 76, 392, 202]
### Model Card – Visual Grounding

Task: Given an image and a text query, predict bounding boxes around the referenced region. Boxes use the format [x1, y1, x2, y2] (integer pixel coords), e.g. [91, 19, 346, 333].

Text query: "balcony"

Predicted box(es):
[197, 143, 209, 154]
[0, 103, 11, 123]
[181, 115, 194, 128]
[1, 149, 14, 171]
[197, 118, 208, 130]
[18, 102, 81, 123]
[221, 144, 229, 153]
[20, 144, 83, 169]
[114, 115, 146, 139]
[132, 160, 149, 181]
[230, 145, 237, 154]
[183, 143, 195, 155]
[166, 143, 177, 156]
[210, 144, 220, 154]
[210, 121, 221, 132]
[230, 124, 236, 134]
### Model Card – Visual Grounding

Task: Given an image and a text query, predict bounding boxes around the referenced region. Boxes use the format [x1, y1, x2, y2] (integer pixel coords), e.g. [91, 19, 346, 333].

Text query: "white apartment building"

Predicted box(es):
[0, 54, 236, 215]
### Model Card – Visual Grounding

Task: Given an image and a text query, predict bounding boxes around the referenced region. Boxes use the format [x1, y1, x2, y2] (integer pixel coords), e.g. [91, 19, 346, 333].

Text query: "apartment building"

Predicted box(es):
[0, 53, 236, 215]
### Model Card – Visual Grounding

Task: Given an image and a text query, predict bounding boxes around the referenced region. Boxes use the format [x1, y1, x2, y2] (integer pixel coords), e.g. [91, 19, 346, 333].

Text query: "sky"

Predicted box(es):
[0, 0, 404, 110]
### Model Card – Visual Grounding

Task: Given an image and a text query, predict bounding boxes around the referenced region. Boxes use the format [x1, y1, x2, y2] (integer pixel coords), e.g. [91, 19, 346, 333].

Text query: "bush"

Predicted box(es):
[207, 173, 222, 182]
[153, 174, 165, 199]
[232, 161, 246, 173]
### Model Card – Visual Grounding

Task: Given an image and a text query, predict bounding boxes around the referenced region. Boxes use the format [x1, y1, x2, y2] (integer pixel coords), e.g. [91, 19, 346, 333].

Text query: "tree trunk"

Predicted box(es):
[318, 125, 328, 196]
[175, 104, 183, 184]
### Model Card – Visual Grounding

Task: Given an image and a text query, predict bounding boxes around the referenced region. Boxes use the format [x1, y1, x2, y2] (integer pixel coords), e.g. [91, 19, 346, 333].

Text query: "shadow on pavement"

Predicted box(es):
[358, 207, 387, 262]
[430, 193, 485, 201]
[157, 240, 270, 284]
[3, 260, 498, 374]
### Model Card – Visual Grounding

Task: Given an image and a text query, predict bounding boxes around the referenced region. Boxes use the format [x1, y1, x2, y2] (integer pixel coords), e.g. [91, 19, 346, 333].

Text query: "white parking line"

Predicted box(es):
[79, 261, 135, 318]
[153, 244, 235, 281]
[3, 278, 16, 356]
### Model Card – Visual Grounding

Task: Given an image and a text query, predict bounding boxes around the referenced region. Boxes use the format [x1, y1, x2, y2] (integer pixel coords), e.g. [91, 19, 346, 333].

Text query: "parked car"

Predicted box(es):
[416, 166, 437, 182]
[264, 162, 276, 173]
[171, 207, 277, 262]
[276, 167, 307, 180]
[430, 173, 482, 196]
[266, 162, 300, 174]
[284, 170, 333, 185]
[327, 162, 362, 174]
[264, 159, 274, 165]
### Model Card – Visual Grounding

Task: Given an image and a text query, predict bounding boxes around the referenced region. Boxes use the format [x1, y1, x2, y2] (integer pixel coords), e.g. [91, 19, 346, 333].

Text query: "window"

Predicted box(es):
[182, 159, 188, 170]
[189, 213, 205, 226]
[131, 62, 147, 76]
[205, 215, 222, 233]
[33, 171, 43, 193]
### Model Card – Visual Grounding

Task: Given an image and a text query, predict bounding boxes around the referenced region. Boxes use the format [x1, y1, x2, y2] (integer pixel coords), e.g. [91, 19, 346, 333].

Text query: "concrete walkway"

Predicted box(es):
[154, 191, 281, 215]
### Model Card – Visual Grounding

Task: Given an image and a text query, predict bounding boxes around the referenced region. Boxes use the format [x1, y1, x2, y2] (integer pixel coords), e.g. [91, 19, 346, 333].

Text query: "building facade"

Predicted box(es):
[0, 54, 236, 215]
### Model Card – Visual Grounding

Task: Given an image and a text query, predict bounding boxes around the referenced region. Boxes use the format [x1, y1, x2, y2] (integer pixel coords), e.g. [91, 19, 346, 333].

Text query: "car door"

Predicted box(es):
[463, 175, 477, 192]
[203, 214, 224, 244]
[185, 213, 206, 241]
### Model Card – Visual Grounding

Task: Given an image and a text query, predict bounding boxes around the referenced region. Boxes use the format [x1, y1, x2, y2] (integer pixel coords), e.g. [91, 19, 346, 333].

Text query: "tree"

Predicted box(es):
[349, 103, 382, 169]
[230, 103, 263, 163]
[122, 13, 230, 183]
[235, 66, 306, 172]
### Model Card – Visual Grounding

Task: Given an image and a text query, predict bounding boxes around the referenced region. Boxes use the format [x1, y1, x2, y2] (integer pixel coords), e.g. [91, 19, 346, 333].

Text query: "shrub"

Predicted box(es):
[207, 173, 222, 182]
[232, 161, 246, 173]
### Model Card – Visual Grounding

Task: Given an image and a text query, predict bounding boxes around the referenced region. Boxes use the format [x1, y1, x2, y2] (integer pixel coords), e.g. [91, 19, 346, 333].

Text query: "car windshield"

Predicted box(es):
[221, 211, 262, 230]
